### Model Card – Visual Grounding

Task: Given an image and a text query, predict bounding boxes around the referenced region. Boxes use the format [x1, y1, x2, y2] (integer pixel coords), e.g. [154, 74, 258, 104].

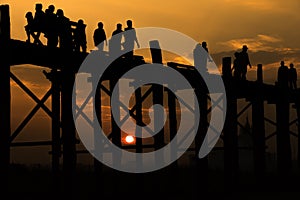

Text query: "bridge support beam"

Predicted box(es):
[61, 64, 77, 197]
[276, 86, 291, 177]
[252, 64, 266, 182]
[222, 57, 239, 193]
[0, 4, 11, 194]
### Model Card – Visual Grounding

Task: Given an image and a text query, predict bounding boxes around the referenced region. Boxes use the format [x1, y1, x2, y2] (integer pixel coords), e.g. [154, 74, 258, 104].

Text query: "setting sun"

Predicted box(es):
[125, 135, 135, 144]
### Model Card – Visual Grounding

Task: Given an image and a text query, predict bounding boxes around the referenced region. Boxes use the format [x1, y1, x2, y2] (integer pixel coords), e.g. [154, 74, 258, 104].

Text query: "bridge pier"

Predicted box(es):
[222, 57, 239, 194]
[276, 85, 292, 177]
[0, 4, 11, 194]
[252, 64, 266, 182]
[61, 64, 77, 197]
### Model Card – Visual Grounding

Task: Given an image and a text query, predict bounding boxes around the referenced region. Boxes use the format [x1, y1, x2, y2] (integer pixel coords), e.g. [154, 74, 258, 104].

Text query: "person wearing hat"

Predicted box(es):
[239, 45, 252, 80]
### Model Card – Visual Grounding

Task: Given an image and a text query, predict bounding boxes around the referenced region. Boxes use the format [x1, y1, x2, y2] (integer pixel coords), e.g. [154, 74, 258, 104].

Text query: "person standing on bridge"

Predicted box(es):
[73, 19, 87, 53]
[123, 20, 140, 59]
[193, 41, 211, 74]
[288, 63, 297, 90]
[93, 22, 107, 51]
[31, 3, 45, 45]
[44, 5, 58, 48]
[239, 45, 252, 80]
[25, 12, 34, 43]
[109, 23, 123, 56]
[277, 61, 289, 89]
[56, 9, 73, 51]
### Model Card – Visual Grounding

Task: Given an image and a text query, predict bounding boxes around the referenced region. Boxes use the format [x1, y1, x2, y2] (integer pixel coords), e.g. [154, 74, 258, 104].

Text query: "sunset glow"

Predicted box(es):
[125, 135, 135, 144]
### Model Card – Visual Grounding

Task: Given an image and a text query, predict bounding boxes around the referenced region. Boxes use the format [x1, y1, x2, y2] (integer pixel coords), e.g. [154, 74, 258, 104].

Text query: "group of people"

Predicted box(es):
[231, 45, 297, 90]
[232, 45, 252, 80]
[92, 19, 140, 57]
[25, 3, 87, 52]
[278, 60, 297, 90]
[25, 3, 140, 57]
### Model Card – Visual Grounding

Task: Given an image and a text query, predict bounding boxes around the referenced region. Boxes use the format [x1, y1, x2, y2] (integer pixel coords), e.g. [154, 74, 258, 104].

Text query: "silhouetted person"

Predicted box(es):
[277, 61, 289, 89]
[109, 23, 123, 55]
[123, 20, 140, 58]
[288, 63, 297, 90]
[232, 52, 241, 79]
[239, 45, 252, 80]
[56, 9, 73, 51]
[202, 41, 208, 52]
[73, 19, 87, 53]
[32, 3, 45, 45]
[44, 5, 58, 48]
[24, 12, 35, 43]
[93, 22, 107, 51]
[193, 41, 210, 74]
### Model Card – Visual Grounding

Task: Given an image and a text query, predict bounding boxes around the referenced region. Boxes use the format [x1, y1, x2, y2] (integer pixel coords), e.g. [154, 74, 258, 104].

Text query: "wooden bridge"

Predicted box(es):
[1, 4, 300, 198]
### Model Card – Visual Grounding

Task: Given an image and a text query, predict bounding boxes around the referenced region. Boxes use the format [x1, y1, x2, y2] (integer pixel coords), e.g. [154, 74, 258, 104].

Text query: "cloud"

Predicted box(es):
[218, 34, 283, 52]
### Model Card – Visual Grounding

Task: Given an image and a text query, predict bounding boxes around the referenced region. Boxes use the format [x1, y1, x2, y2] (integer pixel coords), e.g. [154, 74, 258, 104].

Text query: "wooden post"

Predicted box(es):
[167, 88, 178, 169]
[134, 86, 143, 193]
[135, 87, 143, 154]
[276, 85, 291, 176]
[296, 92, 300, 168]
[252, 64, 265, 182]
[110, 78, 122, 167]
[222, 57, 232, 78]
[194, 81, 209, 196]
[61, 64, 77, 196]
[149, 40, 165, 166]
[257, 64, 263, 83]
[0, 5, 11, 194]
[44, 69, 62, 193]
[50, 69, 61, 173]
[222, 57, 239, 192]
[94, 78, 103, 174]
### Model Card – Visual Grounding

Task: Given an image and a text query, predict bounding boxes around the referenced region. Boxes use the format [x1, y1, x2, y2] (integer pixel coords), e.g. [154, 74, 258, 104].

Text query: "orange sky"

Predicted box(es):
[3, 0, 300, 53]
[3, 0, 300, 165]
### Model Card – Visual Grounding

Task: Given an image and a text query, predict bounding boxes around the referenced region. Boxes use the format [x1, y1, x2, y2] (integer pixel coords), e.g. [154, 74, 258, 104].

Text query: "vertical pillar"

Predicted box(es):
[110, 78, 122, 167]
[134, 86, 144, 193]
[135, 87, 143, 155]
[51, 69, 61, 173]
[296, 93, 300, 168]
[193, 76, 209, 197]
[252, 64, 265, 182]
[222, 57, 239, 192]
[61, 64, 77, 196]
[167, 88, 178, 169]
[94, 78, 103, 174]
[149, 40, 165, 166]
[276, 85, 291, 176]
[222, 57, 232, 78]
[0, 5, 11, 194]
[47, 69, 62, 194]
